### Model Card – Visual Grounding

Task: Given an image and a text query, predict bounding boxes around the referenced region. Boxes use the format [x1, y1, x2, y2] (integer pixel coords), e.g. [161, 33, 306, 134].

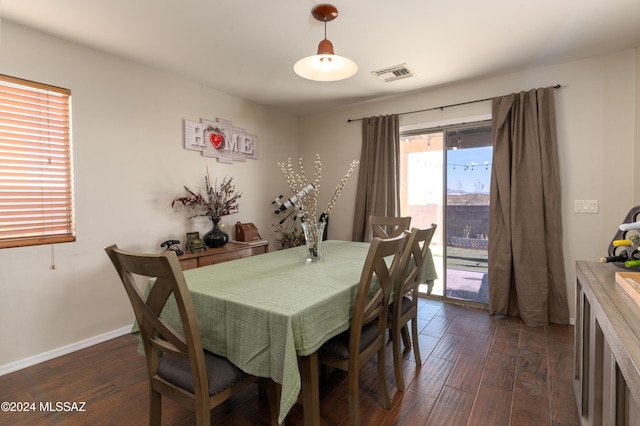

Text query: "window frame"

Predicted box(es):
[0, 74, 75, 249]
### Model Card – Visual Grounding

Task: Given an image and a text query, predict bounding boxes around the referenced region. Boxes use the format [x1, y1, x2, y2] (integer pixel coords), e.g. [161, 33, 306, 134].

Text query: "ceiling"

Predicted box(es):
[3, 0, 640, 116]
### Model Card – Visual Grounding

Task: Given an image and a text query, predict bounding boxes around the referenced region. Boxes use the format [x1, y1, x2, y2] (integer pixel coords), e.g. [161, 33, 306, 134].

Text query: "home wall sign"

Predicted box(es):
[183, 117, 258, 163]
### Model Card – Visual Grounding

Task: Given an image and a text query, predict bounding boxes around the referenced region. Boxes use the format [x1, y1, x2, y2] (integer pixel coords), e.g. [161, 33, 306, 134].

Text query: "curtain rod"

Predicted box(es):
[346, 84, 562, 123]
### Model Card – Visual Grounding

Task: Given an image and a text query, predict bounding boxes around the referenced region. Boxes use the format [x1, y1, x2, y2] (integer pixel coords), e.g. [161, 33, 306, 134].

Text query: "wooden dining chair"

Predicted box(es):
[386, 224, 437, 391]
[104, 244, 273, 426]
[318, 234, 407, 426]
[370, 215, 411, 239]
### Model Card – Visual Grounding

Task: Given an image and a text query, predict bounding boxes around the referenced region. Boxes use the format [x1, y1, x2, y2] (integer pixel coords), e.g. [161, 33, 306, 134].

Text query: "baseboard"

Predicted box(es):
[0, 325, 133, 376]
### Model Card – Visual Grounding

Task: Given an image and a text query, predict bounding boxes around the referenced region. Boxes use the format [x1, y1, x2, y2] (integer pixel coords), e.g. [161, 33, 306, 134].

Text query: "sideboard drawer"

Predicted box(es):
[251, 245, 268, 256]
[198, 247, 252, 266]
[179, 258, 199, 271]
[177, 240, 268, 270]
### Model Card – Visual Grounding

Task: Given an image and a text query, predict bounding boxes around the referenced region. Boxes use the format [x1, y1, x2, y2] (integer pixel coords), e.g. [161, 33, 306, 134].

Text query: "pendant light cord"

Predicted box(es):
[323, 18, 327, 40]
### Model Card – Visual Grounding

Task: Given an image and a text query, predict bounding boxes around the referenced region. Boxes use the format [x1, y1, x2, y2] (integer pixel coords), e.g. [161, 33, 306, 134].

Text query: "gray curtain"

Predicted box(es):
[488, 87, 570, 325]
[352, 114, 400, 242]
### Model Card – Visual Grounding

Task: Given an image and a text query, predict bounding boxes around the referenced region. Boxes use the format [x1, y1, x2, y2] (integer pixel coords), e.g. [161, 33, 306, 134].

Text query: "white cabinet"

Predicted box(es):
[575, 261, 640, 425]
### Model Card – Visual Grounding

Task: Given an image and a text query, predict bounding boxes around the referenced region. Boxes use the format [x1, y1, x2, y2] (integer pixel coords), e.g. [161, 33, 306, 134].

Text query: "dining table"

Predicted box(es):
[154, 240, 438, 425]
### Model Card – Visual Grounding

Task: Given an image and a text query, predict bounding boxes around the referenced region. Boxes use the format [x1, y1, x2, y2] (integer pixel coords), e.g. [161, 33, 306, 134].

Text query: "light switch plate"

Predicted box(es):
[574, 200, 598, 214]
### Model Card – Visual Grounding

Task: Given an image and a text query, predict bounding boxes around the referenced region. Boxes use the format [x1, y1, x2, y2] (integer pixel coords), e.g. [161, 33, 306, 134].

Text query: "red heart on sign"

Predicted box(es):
[209, 133, 224, 149]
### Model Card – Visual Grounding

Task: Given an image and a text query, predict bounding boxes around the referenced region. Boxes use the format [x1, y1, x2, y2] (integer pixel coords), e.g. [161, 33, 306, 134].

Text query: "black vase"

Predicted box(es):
[203, 217, 228, 248]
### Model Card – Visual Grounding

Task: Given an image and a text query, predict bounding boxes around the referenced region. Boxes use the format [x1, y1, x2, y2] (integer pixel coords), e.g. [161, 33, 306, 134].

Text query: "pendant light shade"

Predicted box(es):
[294, 4, 358, 82]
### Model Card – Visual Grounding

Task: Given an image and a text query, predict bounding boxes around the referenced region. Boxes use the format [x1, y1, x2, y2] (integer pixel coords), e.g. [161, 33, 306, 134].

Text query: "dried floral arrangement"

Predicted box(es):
[277, 155, 358, 258]
[272, 221, 305, 249]
[277, 154, 359, 223]
[172, 172, 241, 221]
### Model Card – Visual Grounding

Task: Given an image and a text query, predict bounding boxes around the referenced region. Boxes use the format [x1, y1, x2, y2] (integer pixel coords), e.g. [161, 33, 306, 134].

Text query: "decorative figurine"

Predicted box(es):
[186, 232, 206, 253]
[160, 240, 184, 256]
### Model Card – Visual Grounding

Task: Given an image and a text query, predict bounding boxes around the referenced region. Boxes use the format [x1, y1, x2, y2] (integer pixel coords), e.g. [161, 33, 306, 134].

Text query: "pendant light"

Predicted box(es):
[294, 4, 358, 82]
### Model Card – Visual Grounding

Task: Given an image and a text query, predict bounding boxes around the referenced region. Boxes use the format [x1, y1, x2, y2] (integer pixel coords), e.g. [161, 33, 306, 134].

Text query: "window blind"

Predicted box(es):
[0, 74, 75, 249]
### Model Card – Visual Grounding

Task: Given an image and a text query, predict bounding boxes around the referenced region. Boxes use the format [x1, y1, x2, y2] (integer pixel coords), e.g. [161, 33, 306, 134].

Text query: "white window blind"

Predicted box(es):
[0, 74, 75, 249]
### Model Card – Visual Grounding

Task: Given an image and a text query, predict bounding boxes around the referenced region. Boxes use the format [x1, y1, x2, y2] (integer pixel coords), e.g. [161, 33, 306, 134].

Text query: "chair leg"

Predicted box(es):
[149, 388, 162, 426]
[320, 364, 330, 383]
[377, 347, 391, 409]
[195, 399, 212, 426]
[257, 378, 268, 398]
[411, 318, 422, 366]
[400, 325, 411, 350]
[348, 368, 361, 426]
[392, 325, 405, 391]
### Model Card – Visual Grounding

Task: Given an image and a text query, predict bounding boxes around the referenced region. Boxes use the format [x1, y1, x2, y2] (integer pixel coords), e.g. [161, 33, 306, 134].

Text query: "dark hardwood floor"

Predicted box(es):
[0, 298, 580, 425]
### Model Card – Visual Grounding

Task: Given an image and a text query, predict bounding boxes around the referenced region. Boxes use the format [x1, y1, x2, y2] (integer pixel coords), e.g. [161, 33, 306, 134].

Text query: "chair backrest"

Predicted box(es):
[370, 215, 411, 239]
[104, 244, 209, 400]
[395, 225, 437, 306]
[349, 234, 407, 356]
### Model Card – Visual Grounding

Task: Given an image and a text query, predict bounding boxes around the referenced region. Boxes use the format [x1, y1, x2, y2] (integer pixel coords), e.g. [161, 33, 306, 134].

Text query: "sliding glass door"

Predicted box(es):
[401, 123, 492, 306]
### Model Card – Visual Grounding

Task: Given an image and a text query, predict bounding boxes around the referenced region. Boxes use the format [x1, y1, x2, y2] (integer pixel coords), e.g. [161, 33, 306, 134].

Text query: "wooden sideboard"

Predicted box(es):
[575, 261, 640, 425]
[177, 240, 268, 270]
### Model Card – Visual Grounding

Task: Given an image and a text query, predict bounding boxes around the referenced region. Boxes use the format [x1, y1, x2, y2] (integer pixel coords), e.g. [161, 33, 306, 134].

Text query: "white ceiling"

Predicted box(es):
[3, 0, 640, 116]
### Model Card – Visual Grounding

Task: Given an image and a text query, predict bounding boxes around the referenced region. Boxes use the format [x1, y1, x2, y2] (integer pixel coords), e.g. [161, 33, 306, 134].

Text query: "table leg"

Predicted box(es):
[267, 379, 282, 426]
[299, 352, 320, 426]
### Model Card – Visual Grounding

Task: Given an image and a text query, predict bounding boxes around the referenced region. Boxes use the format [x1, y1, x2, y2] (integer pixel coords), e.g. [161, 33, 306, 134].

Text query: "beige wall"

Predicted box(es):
[299, 49, 638, 322]
[635, 47, 640, 202]
[0, 21, 299, 368]
[1, 18, 638, 370]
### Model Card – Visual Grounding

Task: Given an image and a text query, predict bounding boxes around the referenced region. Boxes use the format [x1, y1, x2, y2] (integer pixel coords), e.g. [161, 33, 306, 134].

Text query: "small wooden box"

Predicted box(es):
[235, 222, 261, 242]
[615, 272, 640, 306]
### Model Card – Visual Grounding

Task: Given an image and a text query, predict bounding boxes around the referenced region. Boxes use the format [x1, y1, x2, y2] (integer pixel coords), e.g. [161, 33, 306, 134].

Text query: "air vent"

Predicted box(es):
[372, 64, 414, 82]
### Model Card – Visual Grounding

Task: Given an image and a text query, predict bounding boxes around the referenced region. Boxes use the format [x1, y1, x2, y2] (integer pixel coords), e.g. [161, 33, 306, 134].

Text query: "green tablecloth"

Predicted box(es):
[154, 240, 437, 423]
